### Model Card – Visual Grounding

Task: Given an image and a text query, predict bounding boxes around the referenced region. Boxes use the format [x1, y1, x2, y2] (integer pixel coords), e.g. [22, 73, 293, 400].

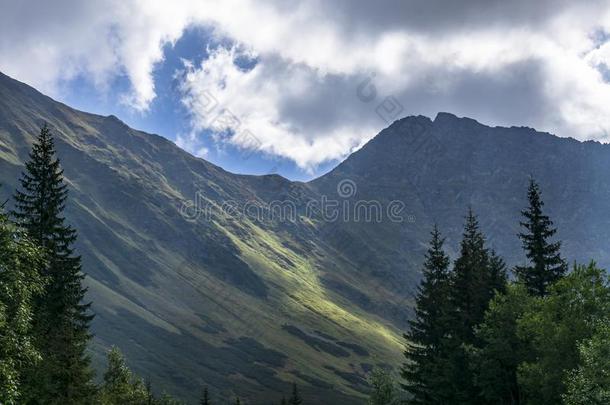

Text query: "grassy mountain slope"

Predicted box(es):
[0, 72, 405, 404]
[3, 71, 610, 403]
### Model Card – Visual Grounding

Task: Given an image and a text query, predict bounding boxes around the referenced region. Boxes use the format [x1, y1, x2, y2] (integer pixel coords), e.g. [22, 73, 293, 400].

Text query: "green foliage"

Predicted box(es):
[470, 284, 533, 404]
[450, 209, 500, 343]
[402, 225, 452, 403]
[488, 250, 508, 295]
[403, 213, 508, 404]
[463, 262, 610, 405]
[517, 262, 610, 404]
[13, 124, 96, 403]
[515, 179, 566, 296]
[444, 209, 508, 402]
[563, 321, 610, 405]
[467, 180, 570, 404]
[0, 209, 45, 404]
[99, 346, 147, 404]
[368, 367, 398, 405]
[96, 346, 183, 404]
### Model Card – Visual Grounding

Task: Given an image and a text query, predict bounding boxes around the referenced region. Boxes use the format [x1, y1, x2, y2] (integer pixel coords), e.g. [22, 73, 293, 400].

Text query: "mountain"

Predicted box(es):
[0, 72, 406, 404]
[313, 111, 610, 271]
[1, 71, 610, 403]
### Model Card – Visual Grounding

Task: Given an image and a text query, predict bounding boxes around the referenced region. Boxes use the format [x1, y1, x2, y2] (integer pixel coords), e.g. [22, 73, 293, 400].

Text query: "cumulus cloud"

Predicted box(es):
[0, 0, 199, 110]
[2, 0, 610, 168]
[176, 47, 380, 169]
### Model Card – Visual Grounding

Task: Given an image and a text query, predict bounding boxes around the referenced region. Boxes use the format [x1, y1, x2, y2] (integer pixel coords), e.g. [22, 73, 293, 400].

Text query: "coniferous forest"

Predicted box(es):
[390, 180, 610, 405]
[2, 126, 610, 404]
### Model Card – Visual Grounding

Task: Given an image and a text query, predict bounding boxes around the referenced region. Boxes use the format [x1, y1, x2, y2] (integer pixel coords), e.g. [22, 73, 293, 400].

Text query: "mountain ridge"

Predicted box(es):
[2, 71, 610, 403]
[0, 71, 406, 404]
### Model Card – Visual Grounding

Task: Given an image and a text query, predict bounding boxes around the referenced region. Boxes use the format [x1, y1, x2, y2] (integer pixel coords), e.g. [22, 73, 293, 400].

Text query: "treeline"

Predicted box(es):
[367, 179, 610, 404]
[0, 125, 309, 404]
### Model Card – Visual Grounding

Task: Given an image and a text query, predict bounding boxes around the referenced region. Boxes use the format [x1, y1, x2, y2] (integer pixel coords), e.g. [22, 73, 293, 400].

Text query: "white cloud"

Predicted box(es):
[0, 0, 199, 110]
[3, 0, 610, 168]
[176, 46, 377, 170]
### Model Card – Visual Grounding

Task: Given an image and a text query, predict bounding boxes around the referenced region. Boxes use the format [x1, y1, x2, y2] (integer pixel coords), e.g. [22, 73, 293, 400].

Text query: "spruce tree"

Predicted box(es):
[515, 179, 566, 296]
[402, 225, 452, 403]
[12, 124, 95, 403]
[450, 209, 503, 342]
[288, 382, 303, 405]
[445, 209, 507, 402]
[489, 249, 508, 295]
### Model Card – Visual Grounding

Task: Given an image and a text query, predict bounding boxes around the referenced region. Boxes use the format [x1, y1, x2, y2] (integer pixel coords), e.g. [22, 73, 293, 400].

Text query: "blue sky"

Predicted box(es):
[2, 1, 610, 181]
[57, 27, 331, 181]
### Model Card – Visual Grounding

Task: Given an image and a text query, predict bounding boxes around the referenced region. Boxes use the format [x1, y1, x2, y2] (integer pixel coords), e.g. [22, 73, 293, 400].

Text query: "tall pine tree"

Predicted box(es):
[12, 124, 95, 403]
[402, 225, 452, 403]
[515, 178, 566, 296]
[450, 209, 496, 343]
[444, 209, 507, 403]
[489, 249, 508, 295]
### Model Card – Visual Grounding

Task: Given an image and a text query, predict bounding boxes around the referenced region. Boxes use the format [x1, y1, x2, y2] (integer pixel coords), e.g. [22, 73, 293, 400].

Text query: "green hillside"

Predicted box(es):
[0, 72, 405, 404]
[3, 70, 610, 403]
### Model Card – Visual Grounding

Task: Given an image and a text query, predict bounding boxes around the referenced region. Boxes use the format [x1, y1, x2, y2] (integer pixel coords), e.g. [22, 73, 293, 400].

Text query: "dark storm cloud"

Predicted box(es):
[307, 0, 602, 35]
[273, 56, 552, 139]
[392, 59, 552, 127]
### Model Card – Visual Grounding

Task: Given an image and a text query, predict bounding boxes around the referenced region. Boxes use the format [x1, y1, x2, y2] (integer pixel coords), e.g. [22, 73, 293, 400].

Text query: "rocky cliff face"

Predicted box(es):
[313, 111, 610, 275]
